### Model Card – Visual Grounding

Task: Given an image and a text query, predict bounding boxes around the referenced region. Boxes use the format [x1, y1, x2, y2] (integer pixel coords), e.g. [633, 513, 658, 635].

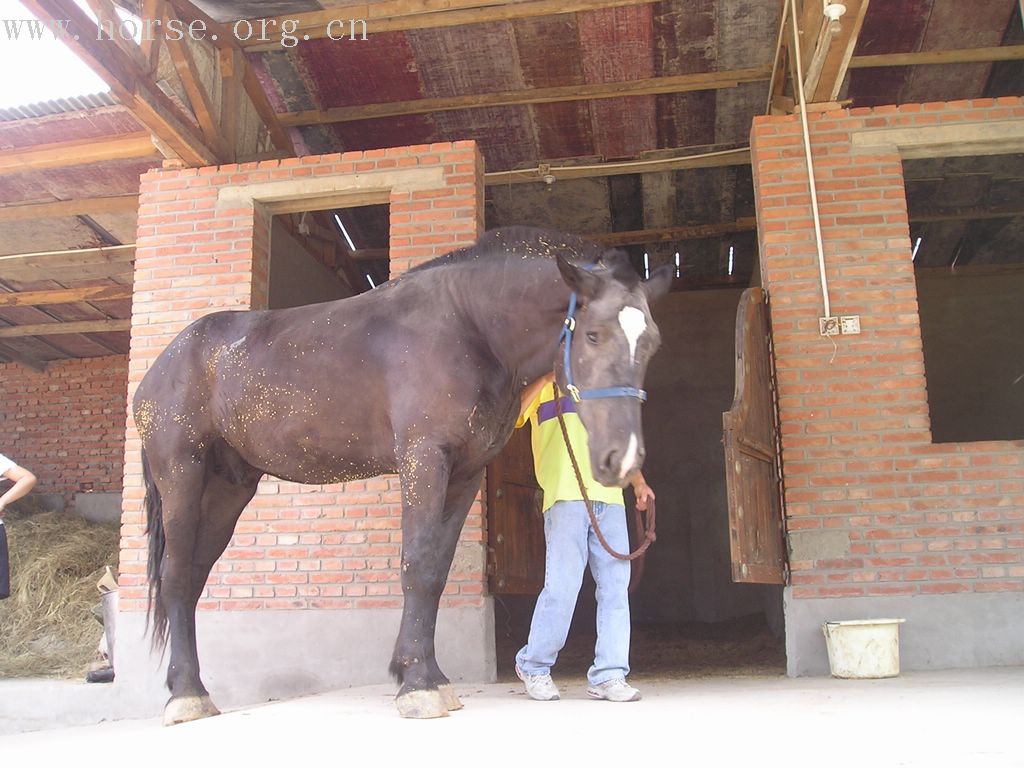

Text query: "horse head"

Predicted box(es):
[554, 251, 673, 488]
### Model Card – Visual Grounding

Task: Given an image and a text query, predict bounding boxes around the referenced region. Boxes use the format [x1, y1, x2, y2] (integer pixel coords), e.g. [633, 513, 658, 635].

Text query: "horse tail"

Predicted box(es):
[142, 447, 169, 652]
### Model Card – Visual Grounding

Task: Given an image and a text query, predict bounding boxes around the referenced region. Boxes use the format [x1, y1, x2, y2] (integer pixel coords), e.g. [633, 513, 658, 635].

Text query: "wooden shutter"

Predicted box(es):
[723, 287, 788, 584]
[486, 426, 545, 594]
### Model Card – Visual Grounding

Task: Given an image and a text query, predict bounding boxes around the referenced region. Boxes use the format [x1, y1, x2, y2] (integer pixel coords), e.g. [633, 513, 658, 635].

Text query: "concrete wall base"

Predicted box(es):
[785, 588, 1024, 676]
[112, 601, 496, 718]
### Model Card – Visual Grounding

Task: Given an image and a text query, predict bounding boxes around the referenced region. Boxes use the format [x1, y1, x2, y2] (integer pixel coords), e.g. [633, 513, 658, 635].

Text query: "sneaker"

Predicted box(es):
[515, 664, 560, 701]
[587, 678, 641, 702]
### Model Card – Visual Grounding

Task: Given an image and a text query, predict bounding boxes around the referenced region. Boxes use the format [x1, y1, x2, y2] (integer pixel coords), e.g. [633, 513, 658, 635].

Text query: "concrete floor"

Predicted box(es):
[2, 667, 1022, 766]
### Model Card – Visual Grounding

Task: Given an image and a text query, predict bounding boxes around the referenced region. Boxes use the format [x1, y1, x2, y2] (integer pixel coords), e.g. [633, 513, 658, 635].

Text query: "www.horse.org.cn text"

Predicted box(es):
[2, 17, 369, 48]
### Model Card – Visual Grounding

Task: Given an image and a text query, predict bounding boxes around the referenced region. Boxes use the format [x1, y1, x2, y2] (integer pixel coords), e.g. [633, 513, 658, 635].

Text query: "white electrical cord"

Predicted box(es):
[789, 0, 832, 321]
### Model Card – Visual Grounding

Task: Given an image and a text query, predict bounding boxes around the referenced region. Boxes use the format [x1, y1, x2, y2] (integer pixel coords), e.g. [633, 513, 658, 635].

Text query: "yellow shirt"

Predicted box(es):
[517, 383, 624, 513]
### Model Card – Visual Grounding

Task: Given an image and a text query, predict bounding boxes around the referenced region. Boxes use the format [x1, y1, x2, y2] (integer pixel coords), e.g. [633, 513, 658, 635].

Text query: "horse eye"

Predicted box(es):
[586, 332, 600, 344]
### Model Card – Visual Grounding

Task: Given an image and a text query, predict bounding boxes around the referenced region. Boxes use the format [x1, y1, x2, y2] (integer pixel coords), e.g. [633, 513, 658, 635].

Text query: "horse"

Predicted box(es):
[133, 225, 673, 723]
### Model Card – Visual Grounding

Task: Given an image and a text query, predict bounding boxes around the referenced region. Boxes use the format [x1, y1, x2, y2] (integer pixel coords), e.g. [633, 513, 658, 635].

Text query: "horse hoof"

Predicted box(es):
[438, 683, 463, 711]
[163, 695, 221, 726]
[395, 690, 449, 719]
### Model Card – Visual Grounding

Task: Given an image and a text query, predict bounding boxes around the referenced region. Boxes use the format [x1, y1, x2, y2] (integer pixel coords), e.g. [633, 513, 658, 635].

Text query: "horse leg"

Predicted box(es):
[425, 470, 485, 713]
[390, 453, 478, 718]
[162, 450, 261, 726]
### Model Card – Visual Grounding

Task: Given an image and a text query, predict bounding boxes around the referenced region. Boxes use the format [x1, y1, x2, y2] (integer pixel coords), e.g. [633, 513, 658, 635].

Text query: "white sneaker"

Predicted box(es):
[587, 678, 641, 702]
[515, 665, 560, 701]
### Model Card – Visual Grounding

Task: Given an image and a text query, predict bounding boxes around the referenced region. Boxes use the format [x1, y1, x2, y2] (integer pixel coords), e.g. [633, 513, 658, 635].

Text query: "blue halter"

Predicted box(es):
[558, 291, 648, 404]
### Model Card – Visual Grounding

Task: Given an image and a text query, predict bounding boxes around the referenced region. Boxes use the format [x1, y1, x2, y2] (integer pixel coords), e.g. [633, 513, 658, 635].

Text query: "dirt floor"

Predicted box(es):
[494, 610, 786, 684]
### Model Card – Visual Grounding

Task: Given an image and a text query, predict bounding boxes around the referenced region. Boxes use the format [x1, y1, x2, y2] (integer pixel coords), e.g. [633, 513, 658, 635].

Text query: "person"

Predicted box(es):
[1, 452, 36, 600]
[514, 372, 654, 703]
[0, 452, 36, 518]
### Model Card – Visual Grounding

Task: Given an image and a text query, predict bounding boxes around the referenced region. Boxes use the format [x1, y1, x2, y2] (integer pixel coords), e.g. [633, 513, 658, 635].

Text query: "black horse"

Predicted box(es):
[133, 226, 672, 723]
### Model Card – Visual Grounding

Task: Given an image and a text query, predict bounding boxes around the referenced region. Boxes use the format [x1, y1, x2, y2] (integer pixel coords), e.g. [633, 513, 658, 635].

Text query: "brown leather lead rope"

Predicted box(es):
[554, 385, 656, 562]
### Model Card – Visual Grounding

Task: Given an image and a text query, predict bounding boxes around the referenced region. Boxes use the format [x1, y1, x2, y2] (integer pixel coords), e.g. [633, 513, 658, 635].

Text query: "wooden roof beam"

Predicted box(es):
[280, 68, 769, 127]
[589, 219, 758, 247]
[0, 319, 131, 339]
[0, 195, 139, 223]
[0, 244, 135, 281]
[20, 0, 218, 166]
[0, 134, 159, 176]
[0, 285, 133, 308]
[165, 0, 295, 156]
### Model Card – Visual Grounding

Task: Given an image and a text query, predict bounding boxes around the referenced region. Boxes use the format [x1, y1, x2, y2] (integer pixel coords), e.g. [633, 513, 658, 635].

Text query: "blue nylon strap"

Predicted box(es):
[559, 291, 647, 403]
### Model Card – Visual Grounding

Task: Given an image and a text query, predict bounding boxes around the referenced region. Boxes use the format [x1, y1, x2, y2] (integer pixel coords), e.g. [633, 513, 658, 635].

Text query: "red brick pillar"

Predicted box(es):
[750, 98, 1024, 675]
[118, 142, 490, 708]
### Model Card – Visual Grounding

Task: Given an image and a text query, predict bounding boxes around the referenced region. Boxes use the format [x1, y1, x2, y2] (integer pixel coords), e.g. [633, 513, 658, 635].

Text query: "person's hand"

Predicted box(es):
[0, 499, 6, 519]
[631, 475, 655, 511]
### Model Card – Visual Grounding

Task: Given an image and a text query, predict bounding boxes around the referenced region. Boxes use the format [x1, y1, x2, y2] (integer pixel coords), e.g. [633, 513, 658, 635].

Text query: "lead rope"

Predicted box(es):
[554, 383, 656, 562]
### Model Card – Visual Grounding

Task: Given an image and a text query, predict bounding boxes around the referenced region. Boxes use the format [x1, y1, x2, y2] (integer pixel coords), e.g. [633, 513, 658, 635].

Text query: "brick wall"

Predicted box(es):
[0, 356, 128, 505]
[120, 141, 485, 613]
[751, 98, 1024, 600]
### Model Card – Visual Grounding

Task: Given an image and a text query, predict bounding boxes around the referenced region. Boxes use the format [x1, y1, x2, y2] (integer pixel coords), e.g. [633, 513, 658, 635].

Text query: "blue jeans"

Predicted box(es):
[515, 500, 632, 685]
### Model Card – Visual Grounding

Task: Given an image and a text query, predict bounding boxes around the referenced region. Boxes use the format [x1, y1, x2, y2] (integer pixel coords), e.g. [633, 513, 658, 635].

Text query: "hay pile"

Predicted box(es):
[0, 501, 119, 678]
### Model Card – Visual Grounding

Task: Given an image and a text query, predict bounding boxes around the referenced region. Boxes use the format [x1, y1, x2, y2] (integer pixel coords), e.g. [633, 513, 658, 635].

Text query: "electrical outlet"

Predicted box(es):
[840, 315, 861, 335]
[819, 316, 840, 336]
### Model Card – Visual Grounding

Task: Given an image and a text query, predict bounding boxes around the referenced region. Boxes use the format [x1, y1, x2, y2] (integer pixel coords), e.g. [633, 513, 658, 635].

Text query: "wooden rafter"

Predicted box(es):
[19, 0, 218, 166]
[848, 45, 1024, 69]
[281, 68, 769, 127]
[485, 146, 751, 186]
[0, 133, 158, 175]
[165, 0, 294, 156]
[162, 4, 226, 157]
[240, 0, 658, 50]
[0, 285, 133, 308]
[0, 195, 139, 223]
[0, 319, 131, 339]
[0, 244, 135, 282]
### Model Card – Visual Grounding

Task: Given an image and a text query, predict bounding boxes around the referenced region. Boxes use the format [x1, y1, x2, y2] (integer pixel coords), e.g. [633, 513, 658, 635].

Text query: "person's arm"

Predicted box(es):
[630, 471, 654, 512]
[0, 465, 37, 517]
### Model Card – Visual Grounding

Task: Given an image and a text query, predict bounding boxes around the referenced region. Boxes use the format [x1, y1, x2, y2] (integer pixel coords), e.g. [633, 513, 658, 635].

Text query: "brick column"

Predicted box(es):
[750, 98, 1024, 675]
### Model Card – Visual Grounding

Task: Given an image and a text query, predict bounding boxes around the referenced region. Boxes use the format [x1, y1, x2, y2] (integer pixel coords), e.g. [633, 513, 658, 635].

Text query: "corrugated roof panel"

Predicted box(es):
[0, 92, 117, 122]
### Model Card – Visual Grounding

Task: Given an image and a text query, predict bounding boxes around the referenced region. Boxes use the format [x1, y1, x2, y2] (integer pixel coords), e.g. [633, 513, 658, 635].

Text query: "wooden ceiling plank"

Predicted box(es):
[0, 319, 131, 339]
[0, 195, 139, 223]
[0, 244, 135, 271]
[240, 0, 659, 50]
[20, 0, 218, 166]
[0, 285, 133, 308]
[0, 133, 158, 175]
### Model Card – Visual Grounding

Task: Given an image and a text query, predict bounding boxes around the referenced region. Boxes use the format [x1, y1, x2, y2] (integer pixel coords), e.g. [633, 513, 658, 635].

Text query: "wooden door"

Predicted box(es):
[486, 426, 545, 594]
[722, 287, 788, 584]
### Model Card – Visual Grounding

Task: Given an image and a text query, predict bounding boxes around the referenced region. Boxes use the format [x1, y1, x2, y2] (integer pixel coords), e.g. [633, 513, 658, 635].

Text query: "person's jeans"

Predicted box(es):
[515, 499, 631, 685]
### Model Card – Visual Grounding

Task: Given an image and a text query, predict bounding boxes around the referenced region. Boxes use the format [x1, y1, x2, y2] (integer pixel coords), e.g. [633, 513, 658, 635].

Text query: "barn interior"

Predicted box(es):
[1, 0, 1022, 682]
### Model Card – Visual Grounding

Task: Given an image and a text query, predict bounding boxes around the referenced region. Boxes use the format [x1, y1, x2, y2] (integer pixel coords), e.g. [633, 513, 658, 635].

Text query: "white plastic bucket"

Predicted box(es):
[822, 618, 906, 678]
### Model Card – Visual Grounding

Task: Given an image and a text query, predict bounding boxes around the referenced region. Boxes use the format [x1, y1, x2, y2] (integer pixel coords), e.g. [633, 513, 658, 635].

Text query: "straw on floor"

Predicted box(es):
[0, 502, 119, 678]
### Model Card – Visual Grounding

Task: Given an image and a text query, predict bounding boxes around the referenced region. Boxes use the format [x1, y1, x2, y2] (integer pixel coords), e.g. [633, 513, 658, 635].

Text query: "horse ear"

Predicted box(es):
[556, 253, 603, 298]
[643, 265, 674, 303]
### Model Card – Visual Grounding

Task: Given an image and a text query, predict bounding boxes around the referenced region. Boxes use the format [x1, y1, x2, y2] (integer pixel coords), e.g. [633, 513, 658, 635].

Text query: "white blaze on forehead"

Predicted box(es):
[618, 306, 647, 365]
[619, 432, 639, 481]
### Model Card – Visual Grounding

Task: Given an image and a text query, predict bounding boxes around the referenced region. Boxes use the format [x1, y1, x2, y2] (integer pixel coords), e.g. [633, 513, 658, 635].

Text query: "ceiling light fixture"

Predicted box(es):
[823, 1, 847, 32]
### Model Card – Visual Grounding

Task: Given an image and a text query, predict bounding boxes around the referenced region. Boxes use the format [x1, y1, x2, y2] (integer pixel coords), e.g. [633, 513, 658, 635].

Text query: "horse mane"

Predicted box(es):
[408, 226, 640, 287]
